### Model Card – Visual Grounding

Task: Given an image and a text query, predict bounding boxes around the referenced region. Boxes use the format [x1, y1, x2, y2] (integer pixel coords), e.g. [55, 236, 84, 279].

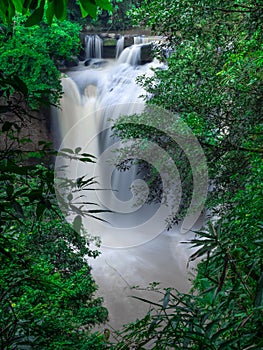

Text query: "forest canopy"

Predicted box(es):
[0, 0, 112, 25]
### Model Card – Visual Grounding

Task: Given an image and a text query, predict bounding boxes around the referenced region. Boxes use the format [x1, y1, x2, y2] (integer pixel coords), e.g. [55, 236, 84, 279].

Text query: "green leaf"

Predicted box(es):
[0, 0, 9, 17]
[79, 0, 97, 18]
[73, 215, 82, 233]
[54, 0, 66, 20]
[162, 289, 171, 309]
[7, 1, 16, 22]
[75, 147, 82, 154]
[87, 209, 111, 213]
[60, 148, 74, 154]
[45, 0, 54, 25]
[67, 193, 73, 201]
[28, 151, 42, 159]
[25, 0, 45, 26]
[131, 295, 162, 308]
[12, 0, 23, 13]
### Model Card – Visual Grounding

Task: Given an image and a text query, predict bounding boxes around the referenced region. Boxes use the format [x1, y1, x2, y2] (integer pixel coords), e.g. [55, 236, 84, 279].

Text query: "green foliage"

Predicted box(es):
[113, 0, 263, 348]
[0, 148, 109, 348]
[0, 0, 117, 348]
[0, 0, 112, 25]
[112, 110, 195, 225]
[89, 0, 142, 31]
[117, 0, 263, 213]
[0, 36, 108, 350]
[0, 16, 81, 106]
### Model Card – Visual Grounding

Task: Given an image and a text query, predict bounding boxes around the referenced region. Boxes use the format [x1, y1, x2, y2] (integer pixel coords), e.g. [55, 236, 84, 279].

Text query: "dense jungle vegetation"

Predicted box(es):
[0, 0, 262, 349]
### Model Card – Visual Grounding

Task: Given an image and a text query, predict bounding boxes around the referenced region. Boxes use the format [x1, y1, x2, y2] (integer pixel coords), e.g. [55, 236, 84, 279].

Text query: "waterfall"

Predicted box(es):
[116, 35, 124, 58]
[117, 44, 141, 66]
[53, 48, 206, 328]
[134, 35, 142, 45]
[85, 34, 103, 59]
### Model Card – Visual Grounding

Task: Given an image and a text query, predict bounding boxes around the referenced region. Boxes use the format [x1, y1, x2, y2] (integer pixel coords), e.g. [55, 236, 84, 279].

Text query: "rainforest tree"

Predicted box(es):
[0, 16, 81, 106]
[114, 1, 263, 349]
[0, 1, 112, 348]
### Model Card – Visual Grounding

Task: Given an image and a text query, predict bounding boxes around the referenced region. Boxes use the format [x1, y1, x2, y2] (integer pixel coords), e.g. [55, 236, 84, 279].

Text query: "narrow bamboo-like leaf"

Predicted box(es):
[46, 0, 54, 25]
[131, 295, 162, 307]
[87, 209, 111, 213]
[162, 289, 171, 309]
[60, 148, 74, 154]
[84, 213, 108, 223]
[80, 153, 96, 158]
[79, 157, 96, 163]
[7, 1, 16, 22]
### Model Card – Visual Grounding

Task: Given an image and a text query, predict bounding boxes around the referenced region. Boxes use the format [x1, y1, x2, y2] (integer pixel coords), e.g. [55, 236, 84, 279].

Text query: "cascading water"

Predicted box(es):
[117, 44, 141, 66]
[53, 42, 206, 328]
[85, 34, 103, 59]
[116, 35, 124, 58]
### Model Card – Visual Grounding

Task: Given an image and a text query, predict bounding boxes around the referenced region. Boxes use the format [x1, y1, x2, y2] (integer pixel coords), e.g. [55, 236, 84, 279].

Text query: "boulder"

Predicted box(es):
[84, 59, 92, 66]
[91, 60, 108, 68]
[141, 44, 153, 64]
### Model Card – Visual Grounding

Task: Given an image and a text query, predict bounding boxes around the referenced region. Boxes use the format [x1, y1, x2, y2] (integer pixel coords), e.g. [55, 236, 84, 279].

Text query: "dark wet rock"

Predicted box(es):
[84, 59, 92, 66]
[91, 60, 108, 68]
[141, 44, 153, 64]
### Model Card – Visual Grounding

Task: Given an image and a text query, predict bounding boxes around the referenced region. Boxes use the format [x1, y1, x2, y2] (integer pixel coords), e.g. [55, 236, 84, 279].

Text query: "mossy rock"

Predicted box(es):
[103, 38, 117, 47]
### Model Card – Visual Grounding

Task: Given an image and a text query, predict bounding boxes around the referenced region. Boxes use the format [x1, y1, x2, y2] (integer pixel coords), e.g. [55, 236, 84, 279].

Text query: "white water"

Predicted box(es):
[85, 34, 103, 59]
[117, 44, 141, 66]
[54, 46, 201, 329]
[116, 35, 124, 58]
